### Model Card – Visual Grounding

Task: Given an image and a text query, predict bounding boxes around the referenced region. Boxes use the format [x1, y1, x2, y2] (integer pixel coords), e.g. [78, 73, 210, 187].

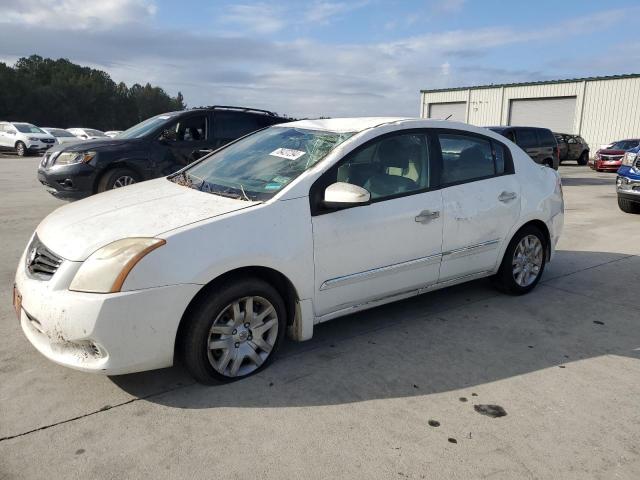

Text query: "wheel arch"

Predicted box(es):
[93, 161, 145, 193]
[510, 219, 552, 261]
[174, 266, 300, 356]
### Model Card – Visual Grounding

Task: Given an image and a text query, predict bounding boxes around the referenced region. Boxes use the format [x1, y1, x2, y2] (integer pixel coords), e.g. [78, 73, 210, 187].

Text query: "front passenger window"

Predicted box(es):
[176, 115, 207, 142]
[337, 133, 430, 200]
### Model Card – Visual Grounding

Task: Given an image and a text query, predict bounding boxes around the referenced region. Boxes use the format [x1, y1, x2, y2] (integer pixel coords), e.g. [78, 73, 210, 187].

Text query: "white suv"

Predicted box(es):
[0, 122, 56, 156]
[14, 118, 564, 383]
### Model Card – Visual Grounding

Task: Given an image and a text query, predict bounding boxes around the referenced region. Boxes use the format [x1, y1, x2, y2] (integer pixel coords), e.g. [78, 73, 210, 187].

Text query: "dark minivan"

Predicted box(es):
[488, 126, 559, 170]
[38, 106, 290, 200]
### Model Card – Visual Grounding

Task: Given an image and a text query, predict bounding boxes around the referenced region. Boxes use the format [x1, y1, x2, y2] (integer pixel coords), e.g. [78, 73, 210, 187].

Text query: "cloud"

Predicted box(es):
[218, 3, 286, 34]
[432, 0, 466, 13]
[0, 0, 156, 30]
[305, 1, 369, 23]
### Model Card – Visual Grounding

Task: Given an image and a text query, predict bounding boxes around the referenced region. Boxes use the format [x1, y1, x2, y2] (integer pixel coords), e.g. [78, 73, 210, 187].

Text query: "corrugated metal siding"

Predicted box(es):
[420, 77, 640, 154]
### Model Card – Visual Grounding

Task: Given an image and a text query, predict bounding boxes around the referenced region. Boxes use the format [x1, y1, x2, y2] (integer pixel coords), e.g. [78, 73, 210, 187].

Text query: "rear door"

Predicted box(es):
[212, 111, 268, 149]
[437, 130, 521, 281]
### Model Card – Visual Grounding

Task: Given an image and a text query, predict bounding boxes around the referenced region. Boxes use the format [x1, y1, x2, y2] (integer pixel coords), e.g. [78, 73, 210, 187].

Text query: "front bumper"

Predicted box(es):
[37, 162, 96, 200]
[591, 159, 622, 171]
[616, 168, 640, 203]
[14, 243, 200, 375]
[27, 141, 55, 152]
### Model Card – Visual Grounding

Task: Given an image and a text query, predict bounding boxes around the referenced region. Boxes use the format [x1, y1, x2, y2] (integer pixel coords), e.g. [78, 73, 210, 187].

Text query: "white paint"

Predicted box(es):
[15, 118, 563, 375]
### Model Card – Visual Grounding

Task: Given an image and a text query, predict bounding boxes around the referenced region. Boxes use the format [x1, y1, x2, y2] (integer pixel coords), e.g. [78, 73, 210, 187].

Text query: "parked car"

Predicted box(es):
[42, 128, 82, 145]
[616, 146, 640, 213]
[554, 133, 589, 165]
[38, 106, 290, 200]
[14, 118, 564, 383]
[104, 131, 122, 138]
[66, 128, 108, 140]
[488, 126, 559, 169]
[590, 139, 640, 172]
[0, 122, 56, 156]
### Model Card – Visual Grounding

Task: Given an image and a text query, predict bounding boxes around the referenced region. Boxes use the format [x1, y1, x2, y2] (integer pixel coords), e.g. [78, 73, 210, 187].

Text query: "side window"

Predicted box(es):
[438, 133, 495, 184]
[515, 129, 537, 148]
[494, 143, 506, 175]
[504, 130, 516, 143]
[176, 115, 207, 142]
[214, 112, 262, 144]
[336, 132, 430, 201]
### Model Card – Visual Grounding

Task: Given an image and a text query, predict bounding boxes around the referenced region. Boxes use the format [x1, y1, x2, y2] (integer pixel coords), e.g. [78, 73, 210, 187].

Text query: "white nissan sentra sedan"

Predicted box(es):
[14, 118, 564, 383]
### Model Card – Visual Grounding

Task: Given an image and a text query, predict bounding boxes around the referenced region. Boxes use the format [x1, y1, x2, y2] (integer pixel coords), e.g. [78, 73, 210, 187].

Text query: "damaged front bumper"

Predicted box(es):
[14, 241, 200, 375]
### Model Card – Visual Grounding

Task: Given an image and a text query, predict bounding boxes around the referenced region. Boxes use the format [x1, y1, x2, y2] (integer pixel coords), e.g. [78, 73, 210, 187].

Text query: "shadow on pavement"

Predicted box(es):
[110, 250, 640, 409]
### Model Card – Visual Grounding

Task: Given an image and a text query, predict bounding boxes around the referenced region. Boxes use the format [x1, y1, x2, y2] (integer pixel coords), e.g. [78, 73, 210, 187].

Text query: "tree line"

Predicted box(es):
[0, 55, 186, 131]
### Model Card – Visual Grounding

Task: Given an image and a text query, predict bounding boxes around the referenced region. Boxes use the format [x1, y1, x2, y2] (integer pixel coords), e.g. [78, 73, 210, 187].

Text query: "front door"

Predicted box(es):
[311, 131, 444, 317]
[157, 113, 210, 174]
[435, 131, 521, 281]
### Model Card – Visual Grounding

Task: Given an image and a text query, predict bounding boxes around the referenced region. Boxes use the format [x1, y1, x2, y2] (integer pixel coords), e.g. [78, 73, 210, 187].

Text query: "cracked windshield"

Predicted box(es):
[173, 127, 355, 200]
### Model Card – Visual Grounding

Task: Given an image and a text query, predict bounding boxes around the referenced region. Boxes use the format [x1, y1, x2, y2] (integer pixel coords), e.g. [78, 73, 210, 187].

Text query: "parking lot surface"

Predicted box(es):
[1, 154, 639, 479]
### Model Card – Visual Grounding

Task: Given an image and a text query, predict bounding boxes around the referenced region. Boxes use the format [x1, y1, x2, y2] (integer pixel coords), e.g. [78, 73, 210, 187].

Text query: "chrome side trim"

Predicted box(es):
[442, 239, 501, 260]
[319, 252, 442, 291]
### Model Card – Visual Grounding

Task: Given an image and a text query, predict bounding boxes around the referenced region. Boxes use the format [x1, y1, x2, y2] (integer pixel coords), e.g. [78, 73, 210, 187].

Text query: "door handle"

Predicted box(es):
[498, 191, 517, 202]
[415, 210, 440, 223]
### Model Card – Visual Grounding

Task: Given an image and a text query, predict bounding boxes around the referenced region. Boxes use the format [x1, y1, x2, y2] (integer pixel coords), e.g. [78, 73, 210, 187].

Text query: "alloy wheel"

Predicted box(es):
[512, 235, 543, 287]
[207, 296, 279, 378]
[112, 176, 136, 188]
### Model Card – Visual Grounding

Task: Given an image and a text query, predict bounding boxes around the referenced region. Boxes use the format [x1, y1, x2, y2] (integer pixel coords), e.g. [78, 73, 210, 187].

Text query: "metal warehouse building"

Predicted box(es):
[420, 74, 640, 153]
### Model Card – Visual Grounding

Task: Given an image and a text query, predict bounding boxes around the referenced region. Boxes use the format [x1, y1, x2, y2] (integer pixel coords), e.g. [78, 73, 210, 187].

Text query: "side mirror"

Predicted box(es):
[159, 129, 177, 143]
[324, 182, 370, 209]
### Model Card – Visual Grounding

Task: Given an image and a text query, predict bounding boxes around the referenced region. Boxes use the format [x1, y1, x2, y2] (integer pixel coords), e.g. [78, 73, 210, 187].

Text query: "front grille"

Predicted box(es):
[601, 155, 622, 161]
[25, 236, 63, 280]
[42, 138, 55, 144]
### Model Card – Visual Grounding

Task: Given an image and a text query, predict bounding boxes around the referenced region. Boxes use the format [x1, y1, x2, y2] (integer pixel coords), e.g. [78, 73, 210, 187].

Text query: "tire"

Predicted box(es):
[493, 225, 546, 295]
[97, 167, 141, 192]
[618, 197, 640, 214]
[15, 141, 26, 157]
[179, 277, 287, 384]
[577, 152, 588, 166]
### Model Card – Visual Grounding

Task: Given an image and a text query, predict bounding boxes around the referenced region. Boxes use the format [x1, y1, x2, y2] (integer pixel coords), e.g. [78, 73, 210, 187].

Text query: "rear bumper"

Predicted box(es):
[14, 245, 201, 375]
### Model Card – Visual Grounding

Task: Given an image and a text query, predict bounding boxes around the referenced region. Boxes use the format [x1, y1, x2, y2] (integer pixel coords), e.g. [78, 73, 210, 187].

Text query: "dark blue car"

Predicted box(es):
[616, 146, 640, 213]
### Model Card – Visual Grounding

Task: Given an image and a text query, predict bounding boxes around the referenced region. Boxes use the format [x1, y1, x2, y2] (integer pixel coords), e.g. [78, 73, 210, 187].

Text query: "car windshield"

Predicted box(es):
[15, 123, 45, 134]
[611, 140, 639, 150]
[118, 114, 177, 139]
[172, 126, 355, 201]
[47, 129, 75, 137]
[85, 129, 106, 137]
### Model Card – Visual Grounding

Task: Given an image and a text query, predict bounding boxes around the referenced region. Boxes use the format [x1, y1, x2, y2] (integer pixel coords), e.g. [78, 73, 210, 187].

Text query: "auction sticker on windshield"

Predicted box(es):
[270, 148, 306, 160]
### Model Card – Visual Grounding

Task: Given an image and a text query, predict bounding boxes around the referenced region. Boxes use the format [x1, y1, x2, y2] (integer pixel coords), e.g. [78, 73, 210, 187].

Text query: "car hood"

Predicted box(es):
[598, 149, 626, 155]
[27, 133, 55, 140]
[48, 137, 135, 153]
[37, 178, 260, 261]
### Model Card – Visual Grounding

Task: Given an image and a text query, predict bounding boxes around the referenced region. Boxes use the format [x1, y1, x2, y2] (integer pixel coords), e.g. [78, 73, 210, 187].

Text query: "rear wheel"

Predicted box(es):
[577, 152, 588, 166]
[15, 141, 26, 157]
[618, 197, 640, 214]
[97, 168, 141, 192]
[180, 278, 287, 384]
[493, 226, 546, 295]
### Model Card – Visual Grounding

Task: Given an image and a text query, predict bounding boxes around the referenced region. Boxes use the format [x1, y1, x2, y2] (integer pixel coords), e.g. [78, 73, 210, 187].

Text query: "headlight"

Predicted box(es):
[28, 137, 40, 141]
[54, 151, 96, 166]
[622, 152, 637, 166]
[69, 238, 166, 293]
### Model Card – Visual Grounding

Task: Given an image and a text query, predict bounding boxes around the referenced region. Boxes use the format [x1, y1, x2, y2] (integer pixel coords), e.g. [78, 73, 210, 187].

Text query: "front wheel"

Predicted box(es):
[15, 141, 26, 157]
[493, 226, 546, 295]
[618, 197, 640, 214]
[179, 278, 287, 384]
[97, 168, 141, 192]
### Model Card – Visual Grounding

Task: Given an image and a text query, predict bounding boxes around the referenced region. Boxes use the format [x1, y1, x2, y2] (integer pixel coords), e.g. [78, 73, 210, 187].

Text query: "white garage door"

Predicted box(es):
[509, 97, 577, 133]
[428, 102, 466, 122]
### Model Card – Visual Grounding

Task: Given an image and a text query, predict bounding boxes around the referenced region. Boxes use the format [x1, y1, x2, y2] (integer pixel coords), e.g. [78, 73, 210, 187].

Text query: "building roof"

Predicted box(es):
[421, 73, 640, 94]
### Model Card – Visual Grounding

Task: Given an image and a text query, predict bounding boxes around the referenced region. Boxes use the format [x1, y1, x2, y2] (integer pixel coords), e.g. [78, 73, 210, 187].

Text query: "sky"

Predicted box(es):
[0, 0, 639, 119]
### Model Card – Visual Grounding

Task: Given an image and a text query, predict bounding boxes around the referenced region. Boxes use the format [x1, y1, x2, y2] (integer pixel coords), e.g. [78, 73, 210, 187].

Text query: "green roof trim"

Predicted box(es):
[420, 73, 640, 93]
